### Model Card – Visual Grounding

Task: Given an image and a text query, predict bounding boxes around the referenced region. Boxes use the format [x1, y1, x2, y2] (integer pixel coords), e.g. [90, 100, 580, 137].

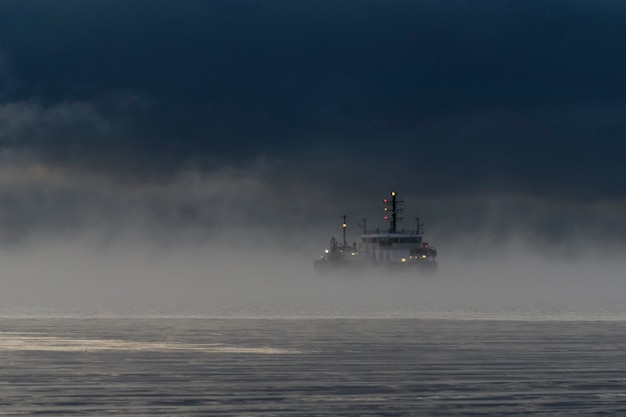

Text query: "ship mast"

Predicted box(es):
[342, 215, 347, 246]
[415, 217, 424, 234]
[384, 191, 403, 234]
[360, 217, 367, 234]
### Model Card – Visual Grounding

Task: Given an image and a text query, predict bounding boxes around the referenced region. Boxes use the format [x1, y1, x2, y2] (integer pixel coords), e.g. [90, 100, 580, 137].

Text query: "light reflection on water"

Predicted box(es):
[0, 332, 301, 354]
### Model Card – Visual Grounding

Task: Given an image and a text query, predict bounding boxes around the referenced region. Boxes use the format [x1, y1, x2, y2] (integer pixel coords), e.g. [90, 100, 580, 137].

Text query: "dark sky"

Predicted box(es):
[0, 0, 625, 245]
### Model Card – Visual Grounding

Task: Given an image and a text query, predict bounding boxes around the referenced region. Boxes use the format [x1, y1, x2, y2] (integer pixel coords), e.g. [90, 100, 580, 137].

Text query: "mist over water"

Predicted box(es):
[1, 220, 625, 320]
[0, 154, 624, 320]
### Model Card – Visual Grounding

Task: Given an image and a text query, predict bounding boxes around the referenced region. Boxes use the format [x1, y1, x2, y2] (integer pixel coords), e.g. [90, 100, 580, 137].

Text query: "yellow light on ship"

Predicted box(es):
[422, 255, 427, 259]
[401, 258, 406, 263]
[342, 223, 347, 228]
[391, 191, 396, 196]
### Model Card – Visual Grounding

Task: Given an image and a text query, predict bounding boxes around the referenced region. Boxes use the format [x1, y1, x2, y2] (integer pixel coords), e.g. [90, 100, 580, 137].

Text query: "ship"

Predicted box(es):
[314, 191, 438, 274]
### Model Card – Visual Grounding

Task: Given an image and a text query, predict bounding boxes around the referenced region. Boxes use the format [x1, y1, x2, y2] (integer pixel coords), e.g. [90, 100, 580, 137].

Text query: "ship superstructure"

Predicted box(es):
[314, 191, 437, 274]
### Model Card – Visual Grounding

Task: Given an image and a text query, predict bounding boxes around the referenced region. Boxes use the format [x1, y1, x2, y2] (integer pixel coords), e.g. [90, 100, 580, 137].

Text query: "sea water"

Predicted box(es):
[2, 317, 626, 416]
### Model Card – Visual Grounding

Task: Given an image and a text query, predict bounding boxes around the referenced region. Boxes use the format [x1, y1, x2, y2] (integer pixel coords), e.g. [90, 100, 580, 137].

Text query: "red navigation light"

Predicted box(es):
[383, 199, 388, 203]
[384, 216, 389, 220]
[424, 243, 429, 248]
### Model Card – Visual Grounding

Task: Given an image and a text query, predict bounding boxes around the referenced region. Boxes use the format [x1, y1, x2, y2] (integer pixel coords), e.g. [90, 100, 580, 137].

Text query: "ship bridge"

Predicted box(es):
[359, 234, 422, 248]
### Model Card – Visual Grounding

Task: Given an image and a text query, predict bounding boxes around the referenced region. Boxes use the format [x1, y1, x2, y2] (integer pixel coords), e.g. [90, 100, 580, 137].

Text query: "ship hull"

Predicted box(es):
[314, 258, 437, 275]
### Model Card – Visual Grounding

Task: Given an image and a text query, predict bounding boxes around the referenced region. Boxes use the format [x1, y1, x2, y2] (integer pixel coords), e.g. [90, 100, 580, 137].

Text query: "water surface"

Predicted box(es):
[2, 318, 626, 415]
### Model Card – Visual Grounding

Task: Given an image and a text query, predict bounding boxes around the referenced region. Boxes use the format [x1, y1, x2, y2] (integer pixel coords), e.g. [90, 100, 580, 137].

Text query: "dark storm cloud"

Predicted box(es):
[0, 1, 624, 245]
